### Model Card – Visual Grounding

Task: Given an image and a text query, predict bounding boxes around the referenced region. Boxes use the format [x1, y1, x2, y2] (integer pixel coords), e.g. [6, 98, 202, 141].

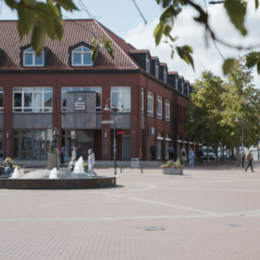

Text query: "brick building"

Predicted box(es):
[0, 19, 200, 161]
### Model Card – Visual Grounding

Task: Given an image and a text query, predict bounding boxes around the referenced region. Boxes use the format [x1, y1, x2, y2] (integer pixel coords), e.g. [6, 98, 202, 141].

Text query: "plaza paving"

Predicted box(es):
[0, 162, 260, 260]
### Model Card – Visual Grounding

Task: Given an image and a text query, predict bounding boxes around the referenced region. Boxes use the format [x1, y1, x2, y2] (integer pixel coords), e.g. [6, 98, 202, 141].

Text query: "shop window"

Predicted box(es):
[13, 87, 52, 113]
[157, 96, 162, 120]
[61, 87, 102, 112]
[0, 87, 3, 112]
[147, 91, 154, 117]
[157, 132, 163, 159]
[72, 46, 92, 66]
[13, 129, 51, 160]
[111, 87, 131, 112]
[141, 88, 144, 114]
[165, 100, 170, 122]
[23, 47, 44, 67]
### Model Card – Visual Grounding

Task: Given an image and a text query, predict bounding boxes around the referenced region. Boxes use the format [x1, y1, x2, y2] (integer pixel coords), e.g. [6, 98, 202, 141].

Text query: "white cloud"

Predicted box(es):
[124, 2, 260, 87]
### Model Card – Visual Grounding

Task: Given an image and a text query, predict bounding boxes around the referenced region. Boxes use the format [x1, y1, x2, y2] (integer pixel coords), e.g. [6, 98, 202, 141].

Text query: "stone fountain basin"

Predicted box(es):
[0, 170, 116, 189]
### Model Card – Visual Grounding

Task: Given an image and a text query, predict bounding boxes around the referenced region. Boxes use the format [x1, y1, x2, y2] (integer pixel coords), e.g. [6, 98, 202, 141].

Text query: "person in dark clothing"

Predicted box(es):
[150, 143, 157, 161]
[198, 148, 204, 165]
[168, 146, 174, 160]
[60, 146, 65, 164]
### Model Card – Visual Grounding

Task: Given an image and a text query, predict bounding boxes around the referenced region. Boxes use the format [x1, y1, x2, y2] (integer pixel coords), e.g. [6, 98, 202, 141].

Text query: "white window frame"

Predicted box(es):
[141, 88, 144, 114]
[164, 68, 167, 83]
[111, 87, 131, 113]
[0, 87, 3, 112]
[165, 100, 170, 122]
[146, 55, 150, 73]
[155, 62, 159, 78]
[61, 87, 102, 112]
[13, 87, 52, 113]
[72, 46, 93, 67]
[157, 96, 162, 120]
[147, 91, 154, 117]
[23, 48, 44, 67]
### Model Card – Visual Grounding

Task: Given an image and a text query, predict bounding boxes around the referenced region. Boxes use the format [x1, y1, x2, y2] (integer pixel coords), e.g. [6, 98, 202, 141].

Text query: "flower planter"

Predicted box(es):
[162, 167, 183, 175]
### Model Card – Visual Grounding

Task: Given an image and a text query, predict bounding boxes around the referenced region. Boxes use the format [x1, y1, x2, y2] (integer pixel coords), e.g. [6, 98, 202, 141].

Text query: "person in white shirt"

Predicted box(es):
[71, 147, 76, 160]
[88, 149, 97, 177]
[69, 158, 76, 171]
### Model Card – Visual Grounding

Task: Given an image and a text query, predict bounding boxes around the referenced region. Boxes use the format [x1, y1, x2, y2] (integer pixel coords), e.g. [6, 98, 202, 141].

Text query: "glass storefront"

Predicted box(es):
[13, 129, 52, 160]
[62, 130, 94, 160]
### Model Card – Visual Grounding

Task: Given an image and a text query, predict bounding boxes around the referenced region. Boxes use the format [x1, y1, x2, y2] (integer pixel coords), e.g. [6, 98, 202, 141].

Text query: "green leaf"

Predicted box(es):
[4, 0, 16, 9]
[222, 58, 235, 75]
[104, 40, 114, 59]
[224, 0, 247, 36]
[153, 21, 165, 46]
[183, 45, 193, 53]
[162, 0, 172, 8]
[176, 46, 184, 59]
[255, 0, 259, 9]
[31, 20, 47, 56]
[92, 45, 99, 62]
[257, 63, 260, 74]
[16, 0, 35, 35]
[246, 52, 260, 69]
[55, 0, 78, 11]
[168, 35, 178, 42]
[171, 49, 174, 59]
[155, 0, 161, 4]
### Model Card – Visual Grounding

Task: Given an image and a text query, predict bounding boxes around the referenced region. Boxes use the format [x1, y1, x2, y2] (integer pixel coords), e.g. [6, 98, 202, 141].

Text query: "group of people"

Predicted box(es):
[150, 143, 204, 167]
[60, 146, 97, 177]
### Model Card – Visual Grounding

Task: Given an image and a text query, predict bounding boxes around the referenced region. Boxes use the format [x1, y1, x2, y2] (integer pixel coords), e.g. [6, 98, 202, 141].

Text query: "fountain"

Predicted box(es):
[0, 127, 116, 189]
[9, 168, 20, 179]
[49, 168, 58, 179]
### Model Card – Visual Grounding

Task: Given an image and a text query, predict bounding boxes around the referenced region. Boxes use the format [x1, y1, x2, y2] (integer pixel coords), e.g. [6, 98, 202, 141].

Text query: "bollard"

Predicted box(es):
[120, 165, 122, 173]
[141, 166, 143, 174]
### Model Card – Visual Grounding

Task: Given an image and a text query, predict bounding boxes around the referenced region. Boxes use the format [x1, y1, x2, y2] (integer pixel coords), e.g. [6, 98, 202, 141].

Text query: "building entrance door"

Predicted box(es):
[122, 136, 131, 160]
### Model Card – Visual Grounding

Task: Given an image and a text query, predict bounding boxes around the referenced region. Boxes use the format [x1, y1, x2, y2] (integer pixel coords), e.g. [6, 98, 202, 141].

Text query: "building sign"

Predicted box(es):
[75, 97, 85, 110]
[131, 158, 139, 168]
[117, 130, 131, 135]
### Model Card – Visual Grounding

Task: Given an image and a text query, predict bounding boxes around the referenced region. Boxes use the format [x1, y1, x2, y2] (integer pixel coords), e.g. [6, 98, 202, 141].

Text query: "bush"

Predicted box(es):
[161, 160, 184, 168]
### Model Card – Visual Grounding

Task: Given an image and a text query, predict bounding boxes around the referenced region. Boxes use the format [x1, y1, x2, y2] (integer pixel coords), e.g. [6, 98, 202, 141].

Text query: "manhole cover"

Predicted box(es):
[225, 224, 242, 227]
[136, 227, 165, 231]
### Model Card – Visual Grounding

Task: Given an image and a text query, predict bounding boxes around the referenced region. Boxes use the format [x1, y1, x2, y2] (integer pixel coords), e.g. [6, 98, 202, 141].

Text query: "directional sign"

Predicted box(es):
[101, 120, 114, 124]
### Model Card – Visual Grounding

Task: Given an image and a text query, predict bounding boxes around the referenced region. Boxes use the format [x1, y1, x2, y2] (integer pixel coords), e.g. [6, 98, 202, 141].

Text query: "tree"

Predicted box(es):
[2, 0, 260, 74]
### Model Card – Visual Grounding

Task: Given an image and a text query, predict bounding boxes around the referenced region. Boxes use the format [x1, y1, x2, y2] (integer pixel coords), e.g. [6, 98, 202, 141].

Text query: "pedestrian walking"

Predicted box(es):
[168, 146, 174, 160]
[88, 149, 97, 177]
[180, 147, 187, 166]
[60, 146, 65, 164]
[150, 143, 157, 161]
[71, 147, 76, 160]
[198, 148, 204, 165]
[245, 150, 254, 172]
[189, 148, 195, 167]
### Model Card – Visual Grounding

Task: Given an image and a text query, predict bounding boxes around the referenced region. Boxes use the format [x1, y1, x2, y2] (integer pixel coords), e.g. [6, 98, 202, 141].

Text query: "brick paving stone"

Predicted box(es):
[0, 162, 260, 259]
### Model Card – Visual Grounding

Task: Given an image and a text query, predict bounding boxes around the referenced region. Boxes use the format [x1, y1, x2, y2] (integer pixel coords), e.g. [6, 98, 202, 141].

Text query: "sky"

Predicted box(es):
[1, 0, 260, 87]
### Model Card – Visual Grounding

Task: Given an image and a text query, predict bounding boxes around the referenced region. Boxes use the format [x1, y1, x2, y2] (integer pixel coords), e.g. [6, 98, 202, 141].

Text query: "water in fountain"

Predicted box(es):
[9, 168, 19, 178]
[73, 157, 91, 178]
[49, 168, 58, 179]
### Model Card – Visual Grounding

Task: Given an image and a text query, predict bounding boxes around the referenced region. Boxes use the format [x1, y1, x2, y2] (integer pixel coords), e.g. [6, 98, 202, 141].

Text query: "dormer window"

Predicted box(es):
[155, 62, 159, 78]
[187, 86, 190, 96]
[182, 81, 184, 93]
[146, 55, 150, 73]
[23, 48, 44, 67]
[164, 68, 167, 83]
[175, 78, 178, 90]
[72, 46, 92, 66]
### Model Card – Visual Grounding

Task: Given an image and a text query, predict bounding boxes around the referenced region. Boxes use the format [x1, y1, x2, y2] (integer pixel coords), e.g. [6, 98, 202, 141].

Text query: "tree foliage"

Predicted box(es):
[185, 57, 260, 151]
[2, 0, 260, 73]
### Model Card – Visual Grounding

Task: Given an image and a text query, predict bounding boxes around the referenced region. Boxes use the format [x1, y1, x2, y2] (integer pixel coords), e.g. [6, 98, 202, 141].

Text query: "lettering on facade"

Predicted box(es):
[75, 101, 85, 110]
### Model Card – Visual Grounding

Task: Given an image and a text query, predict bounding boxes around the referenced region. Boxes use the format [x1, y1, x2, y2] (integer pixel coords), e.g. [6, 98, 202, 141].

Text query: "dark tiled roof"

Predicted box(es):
[0, 19, 138, 71]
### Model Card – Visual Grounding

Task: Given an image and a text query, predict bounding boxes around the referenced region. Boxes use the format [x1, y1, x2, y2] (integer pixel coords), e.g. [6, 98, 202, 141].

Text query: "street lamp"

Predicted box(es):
[235, 116, 245, 168]
[103, 98, 124, 175]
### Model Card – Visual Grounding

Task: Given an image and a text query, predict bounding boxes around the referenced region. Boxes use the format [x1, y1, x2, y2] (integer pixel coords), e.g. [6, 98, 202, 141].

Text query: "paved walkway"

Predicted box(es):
[0, 163, 259, 259]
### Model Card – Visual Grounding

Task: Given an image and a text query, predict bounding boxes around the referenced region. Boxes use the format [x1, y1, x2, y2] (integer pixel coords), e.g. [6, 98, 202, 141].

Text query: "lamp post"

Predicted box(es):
[235, 116, 244, 168]
[103, 98, 124, 175]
